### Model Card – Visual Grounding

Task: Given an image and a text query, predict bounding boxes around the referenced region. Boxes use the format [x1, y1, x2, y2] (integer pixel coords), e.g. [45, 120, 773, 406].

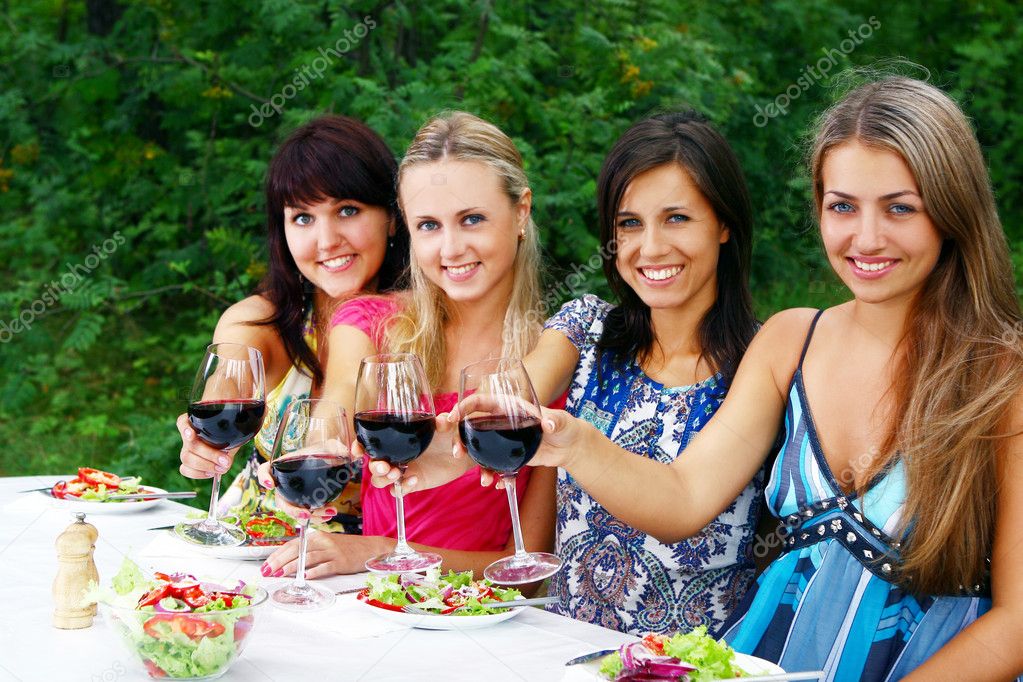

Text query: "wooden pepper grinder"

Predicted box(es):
[53, 512, 99, 629]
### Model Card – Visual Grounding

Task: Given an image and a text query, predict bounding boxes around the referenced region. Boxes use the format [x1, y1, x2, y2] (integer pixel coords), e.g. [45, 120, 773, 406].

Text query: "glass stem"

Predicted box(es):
[502, 474, 529, 560]
[204, 469, 223, 529]
[392, 470, 413, 556]
[294, 517, 311, 589]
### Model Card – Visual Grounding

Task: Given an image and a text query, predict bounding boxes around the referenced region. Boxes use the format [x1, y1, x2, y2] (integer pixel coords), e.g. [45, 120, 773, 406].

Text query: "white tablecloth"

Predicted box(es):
[0, 475, 635, 681]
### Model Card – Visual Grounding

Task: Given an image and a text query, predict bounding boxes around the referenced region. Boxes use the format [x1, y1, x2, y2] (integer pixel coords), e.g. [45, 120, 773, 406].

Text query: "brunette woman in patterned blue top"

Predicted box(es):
[520, 112, 764, 635]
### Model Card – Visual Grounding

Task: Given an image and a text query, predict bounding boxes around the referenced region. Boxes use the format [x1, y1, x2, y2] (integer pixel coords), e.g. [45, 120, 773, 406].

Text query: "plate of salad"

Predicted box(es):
[183, 509, 298, 560]
[565, 628, 784, 681]
[356, 569, 526, 630]
[85, 558, 267, 680]
[46, 469, 167, 514]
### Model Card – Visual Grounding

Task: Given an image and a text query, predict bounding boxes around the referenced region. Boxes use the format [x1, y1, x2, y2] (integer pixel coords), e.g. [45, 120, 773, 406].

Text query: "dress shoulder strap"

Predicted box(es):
[797, 309, 826, 370]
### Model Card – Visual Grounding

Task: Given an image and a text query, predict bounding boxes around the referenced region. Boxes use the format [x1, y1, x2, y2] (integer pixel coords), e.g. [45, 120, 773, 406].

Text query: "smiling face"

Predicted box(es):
[614, 163, 728, 314]
[283, 197, 393, 300]
[400, 159, 529, 307]
[820, 141, 944, 306]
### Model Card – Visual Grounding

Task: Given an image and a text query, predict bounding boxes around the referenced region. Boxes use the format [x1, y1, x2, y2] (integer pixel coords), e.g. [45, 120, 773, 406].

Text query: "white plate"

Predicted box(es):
[356, 592, 526, 630]
[45, 486, 169, 514]
[176, 532, 288, 561]
[561, 651, 785, 680]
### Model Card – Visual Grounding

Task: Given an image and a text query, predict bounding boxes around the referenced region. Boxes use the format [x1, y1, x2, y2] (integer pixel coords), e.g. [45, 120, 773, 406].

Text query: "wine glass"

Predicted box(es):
[458, 357, 562, 584]
[354, 353, 442, 573]
[176, 342, 266, 547]
[268, 398, 355, 610]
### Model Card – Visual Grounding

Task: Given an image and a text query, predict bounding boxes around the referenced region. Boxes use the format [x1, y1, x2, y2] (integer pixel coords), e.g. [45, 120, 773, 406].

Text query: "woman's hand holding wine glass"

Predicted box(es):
[366, 401, 590, 491]
[176, 342, 266, 547]
[355, 353, 443, 573]
[458, 358, 563, 584]
[265, 398, 357, 610]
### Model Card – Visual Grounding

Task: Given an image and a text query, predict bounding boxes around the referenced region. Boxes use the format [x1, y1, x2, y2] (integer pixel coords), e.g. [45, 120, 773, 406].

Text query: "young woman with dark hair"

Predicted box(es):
[176, 115, 409, 532]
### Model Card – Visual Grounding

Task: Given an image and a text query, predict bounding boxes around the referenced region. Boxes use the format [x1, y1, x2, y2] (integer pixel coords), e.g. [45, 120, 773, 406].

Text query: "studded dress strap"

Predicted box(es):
[780, 497, 990, 597]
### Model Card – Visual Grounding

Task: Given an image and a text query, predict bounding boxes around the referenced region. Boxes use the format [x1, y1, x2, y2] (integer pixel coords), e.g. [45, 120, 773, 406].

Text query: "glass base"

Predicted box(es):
[365, 550, 442, 574]
[174, 520, 246, 547]
[484, 552, 562, 585]
[271, 582, 335, 611]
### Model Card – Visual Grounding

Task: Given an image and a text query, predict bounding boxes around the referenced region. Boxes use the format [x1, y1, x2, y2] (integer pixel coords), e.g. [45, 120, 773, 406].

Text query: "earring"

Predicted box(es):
[388, 237, 395, 248]
[518, 230, 526, 241]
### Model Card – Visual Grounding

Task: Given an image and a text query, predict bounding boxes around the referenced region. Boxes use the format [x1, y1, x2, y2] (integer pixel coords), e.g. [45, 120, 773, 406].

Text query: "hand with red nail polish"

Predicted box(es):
[256, 461, 338, 523]
[264, 533, 395, 578]
[177, 412, 241, 479]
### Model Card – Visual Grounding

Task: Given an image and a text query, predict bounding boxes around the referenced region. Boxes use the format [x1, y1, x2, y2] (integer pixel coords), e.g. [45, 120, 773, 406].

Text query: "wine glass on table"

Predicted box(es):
[354, 353, 442, 573]
[176, 342, 266, 547]
[458, 357, 562, 584]
[268, 398, 355, 610]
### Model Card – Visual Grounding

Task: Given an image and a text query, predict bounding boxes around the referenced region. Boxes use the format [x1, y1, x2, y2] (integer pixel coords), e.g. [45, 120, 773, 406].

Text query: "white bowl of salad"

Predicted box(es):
[87, 559, 267, 680]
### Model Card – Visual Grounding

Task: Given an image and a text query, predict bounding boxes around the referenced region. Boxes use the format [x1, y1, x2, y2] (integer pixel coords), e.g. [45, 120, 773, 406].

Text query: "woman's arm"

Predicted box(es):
[524, 328, 580, 406]
[900, 398, 1023, 681]
[526, 309, 810, 543]
[262, 466, 557, 595]
[319, 323, 377, 440]
[366, 327, 580, 490]
[179, 295, 286, 479]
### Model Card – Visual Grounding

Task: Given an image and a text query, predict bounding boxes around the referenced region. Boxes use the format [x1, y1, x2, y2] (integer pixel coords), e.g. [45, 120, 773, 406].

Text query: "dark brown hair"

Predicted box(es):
[255, 115, 409, 384]
[595, 110, 757, 384]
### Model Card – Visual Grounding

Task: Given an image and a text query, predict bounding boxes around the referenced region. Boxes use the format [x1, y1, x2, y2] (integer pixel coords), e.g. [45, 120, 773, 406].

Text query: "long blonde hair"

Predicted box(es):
[387, 111, 544, 387]
[810, 76, 1023, 595]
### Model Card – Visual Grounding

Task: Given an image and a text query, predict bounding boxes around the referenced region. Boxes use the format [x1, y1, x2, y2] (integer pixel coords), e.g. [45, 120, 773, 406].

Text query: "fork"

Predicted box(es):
[401, 596, 558, 615]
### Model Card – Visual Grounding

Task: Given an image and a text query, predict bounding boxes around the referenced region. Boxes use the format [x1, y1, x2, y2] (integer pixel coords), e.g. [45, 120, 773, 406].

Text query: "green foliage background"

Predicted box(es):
[1, 0, 1020, 503]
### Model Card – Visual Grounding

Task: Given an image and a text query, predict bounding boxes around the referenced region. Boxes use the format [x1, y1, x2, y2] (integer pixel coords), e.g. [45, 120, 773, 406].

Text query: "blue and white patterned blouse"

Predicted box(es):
[545, 295, 764, 635]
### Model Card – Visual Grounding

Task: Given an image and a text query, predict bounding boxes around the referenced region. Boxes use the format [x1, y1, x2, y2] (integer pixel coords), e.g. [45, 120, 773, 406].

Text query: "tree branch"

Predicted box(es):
[454, 0, 491, 101]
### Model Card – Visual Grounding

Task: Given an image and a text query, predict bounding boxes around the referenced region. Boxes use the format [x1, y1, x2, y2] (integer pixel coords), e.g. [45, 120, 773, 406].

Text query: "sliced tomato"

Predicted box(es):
[78, 467, 121, 488]
[143, 614, 225, 641]
[51, 481, 69, 499]
[356, 589, 406, 613]
[143, 659, 167, 678]
[137, 585, 173, 608]
[207, 592, 236, 608]
[244, 515, 296, 540]
[642, 633, 669, 656]
[178, 585, 211, 609]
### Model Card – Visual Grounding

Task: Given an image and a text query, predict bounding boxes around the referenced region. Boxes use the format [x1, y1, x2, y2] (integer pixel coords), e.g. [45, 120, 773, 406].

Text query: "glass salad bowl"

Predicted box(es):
[99, 584, 268, 680]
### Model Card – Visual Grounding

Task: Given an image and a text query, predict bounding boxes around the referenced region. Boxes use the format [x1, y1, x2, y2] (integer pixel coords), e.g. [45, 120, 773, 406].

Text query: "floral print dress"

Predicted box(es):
[544, 295, 763, 635]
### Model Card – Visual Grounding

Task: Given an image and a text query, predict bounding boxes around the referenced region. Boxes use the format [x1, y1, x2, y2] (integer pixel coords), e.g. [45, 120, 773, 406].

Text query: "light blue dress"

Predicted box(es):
[721, 309, 994, 681]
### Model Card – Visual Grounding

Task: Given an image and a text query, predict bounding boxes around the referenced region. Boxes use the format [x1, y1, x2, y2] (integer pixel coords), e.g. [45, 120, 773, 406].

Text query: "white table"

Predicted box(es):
[0, 475, 634, 681]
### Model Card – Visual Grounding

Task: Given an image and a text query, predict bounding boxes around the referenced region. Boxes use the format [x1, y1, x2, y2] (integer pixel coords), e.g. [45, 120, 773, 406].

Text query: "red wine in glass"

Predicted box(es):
[459, 357, 562, 584]
[458, 415, 542, 474]
[267, 398, 351, 611]
[353, 410, 435, 466]
[176, 342, 265, 547]
[188, 399, 266, 450]
[355, 353, 442, 574]
[271, 454, 356, 510]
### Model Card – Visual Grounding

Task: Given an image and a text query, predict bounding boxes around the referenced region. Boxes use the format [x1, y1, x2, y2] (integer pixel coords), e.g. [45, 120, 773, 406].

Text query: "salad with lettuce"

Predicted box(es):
[84, 558, 264, 679]
[360, 569, 522, 616]
[51, 467, 150, 502]
[599, 628, 749, 681]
